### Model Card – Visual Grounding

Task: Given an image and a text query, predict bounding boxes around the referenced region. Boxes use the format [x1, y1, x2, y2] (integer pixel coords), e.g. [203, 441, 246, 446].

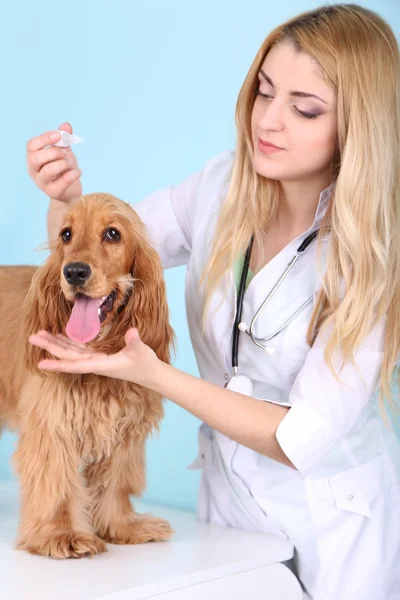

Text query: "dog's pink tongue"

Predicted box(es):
[66, 296, 101, 343]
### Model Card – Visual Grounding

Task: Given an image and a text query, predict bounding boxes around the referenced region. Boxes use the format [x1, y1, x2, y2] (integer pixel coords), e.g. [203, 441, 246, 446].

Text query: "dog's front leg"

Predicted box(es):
[13, 381, 106, 558]
[85, 435, 173, 545]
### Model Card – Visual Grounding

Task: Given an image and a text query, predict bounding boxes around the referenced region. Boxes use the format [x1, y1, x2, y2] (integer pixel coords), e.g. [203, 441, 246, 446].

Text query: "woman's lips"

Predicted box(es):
[258, 139, 283, 154]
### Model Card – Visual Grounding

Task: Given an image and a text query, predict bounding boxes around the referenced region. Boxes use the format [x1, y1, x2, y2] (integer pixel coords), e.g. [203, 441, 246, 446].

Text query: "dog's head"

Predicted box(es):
[24, 193, 174, 373]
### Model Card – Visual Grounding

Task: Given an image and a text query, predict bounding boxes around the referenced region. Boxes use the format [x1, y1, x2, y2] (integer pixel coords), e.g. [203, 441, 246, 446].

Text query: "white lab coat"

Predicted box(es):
[134, 151, 400, 600]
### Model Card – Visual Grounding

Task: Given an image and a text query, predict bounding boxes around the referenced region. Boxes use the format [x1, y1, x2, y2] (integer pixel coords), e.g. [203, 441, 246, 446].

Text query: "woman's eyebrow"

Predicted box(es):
[258, 69, 328, 105]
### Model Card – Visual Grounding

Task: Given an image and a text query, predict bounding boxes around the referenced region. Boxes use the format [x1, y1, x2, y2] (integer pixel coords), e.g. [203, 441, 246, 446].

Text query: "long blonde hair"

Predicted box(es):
[202, 4, 400, 414]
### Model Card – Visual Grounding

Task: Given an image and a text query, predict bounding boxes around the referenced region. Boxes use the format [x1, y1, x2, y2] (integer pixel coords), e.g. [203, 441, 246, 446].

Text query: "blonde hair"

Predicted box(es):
[201, 4, 400, 415]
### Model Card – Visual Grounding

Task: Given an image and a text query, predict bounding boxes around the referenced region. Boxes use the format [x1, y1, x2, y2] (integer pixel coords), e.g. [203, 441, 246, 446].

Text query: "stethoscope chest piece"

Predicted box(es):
[224, 374, 254, 396]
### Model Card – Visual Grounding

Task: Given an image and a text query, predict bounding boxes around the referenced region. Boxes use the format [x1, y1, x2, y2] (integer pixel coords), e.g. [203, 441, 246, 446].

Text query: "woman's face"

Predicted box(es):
[251, 40, 338, 184]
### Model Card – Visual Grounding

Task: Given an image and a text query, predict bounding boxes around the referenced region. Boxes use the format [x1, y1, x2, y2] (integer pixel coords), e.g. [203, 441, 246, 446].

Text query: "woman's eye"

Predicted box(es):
[255, 87, 320, 120]
[104, 228, 121, 241]
[61, 228, 72, 243]
[256, 89, 273, 99]
[294, 106, 320, 120]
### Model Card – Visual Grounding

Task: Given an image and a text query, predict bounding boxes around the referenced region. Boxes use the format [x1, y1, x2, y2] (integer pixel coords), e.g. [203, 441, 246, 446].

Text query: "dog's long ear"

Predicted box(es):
[23, 252, 70, 374]
[108, 239, 175, 364]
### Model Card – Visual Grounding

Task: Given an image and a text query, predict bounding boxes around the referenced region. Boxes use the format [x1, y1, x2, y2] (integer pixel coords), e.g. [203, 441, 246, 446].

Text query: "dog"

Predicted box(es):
[0, 193, 175, 558]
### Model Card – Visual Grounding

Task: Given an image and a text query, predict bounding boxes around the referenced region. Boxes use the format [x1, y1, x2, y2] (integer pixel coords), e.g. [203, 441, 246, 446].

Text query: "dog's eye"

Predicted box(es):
[104, 228, 121, 242]
[61, 228, 72, 243]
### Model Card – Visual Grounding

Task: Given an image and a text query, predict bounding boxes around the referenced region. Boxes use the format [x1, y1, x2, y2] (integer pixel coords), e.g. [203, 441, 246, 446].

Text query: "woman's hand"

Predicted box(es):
[28, 328, 160, 387]
[26, 122, 82, 202]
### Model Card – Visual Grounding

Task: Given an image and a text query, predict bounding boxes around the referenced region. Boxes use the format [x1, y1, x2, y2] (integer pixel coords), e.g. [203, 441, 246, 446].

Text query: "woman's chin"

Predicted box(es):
[252, 156, 285, 181]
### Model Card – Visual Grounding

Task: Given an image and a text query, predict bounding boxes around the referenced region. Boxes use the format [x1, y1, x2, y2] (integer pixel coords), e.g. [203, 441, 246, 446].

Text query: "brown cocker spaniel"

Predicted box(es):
[0, 193, 174, 558]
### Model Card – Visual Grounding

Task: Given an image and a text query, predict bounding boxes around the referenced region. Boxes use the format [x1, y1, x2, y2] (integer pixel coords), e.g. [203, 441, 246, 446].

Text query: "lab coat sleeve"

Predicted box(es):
[133, 169, 203, 269]
[275, 319, 386, 476]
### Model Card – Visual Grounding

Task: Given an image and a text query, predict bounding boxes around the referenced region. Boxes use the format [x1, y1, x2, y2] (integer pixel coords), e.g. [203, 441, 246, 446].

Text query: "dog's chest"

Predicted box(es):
[67, 382, 142, 464]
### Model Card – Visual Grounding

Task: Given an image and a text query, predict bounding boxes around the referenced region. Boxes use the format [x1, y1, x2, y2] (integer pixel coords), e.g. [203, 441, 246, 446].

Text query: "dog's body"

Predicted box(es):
[0, 266, 36, 430]
[0, 194, 174, 558]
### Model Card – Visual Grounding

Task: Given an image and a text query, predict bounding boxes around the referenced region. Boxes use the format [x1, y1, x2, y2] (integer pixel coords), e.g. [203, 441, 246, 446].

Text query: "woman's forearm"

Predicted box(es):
[151, 360, 294, 468]
[29, 313, 294, 469]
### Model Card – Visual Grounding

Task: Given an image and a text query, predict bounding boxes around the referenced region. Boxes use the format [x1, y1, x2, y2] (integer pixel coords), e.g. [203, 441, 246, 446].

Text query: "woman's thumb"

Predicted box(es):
[125, 328, 140, 347]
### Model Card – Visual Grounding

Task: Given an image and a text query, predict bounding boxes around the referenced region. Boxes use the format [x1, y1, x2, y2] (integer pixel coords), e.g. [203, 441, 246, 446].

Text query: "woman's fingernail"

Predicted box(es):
[50, 132, 60, 141]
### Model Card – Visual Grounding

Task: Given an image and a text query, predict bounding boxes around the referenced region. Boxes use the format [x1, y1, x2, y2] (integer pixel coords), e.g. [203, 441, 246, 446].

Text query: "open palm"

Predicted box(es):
[28, 328, 158, 385]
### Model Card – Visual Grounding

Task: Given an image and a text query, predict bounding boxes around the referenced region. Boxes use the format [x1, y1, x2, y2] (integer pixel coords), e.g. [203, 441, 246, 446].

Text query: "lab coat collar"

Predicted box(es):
[311, 182, 335, 230]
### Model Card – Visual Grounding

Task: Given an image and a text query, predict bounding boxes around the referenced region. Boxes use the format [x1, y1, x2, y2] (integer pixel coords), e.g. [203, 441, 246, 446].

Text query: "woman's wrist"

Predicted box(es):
[145, 358, 170, 393]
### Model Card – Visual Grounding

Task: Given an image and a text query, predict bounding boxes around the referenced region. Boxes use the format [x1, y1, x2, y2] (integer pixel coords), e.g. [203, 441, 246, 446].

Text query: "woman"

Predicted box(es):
[26, 4, 400, 599]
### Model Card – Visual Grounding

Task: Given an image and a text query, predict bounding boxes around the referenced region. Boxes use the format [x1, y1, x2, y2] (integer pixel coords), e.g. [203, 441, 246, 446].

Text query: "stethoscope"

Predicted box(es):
[225, 229, 320, 396]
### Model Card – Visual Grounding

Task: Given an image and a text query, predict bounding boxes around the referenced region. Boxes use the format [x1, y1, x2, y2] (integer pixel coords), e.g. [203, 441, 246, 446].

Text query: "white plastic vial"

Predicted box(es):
[52, 130, 84, 147]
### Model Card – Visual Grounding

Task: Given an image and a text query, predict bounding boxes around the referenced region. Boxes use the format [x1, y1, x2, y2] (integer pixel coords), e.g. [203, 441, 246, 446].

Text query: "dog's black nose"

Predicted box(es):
[63, 262, 92, 286]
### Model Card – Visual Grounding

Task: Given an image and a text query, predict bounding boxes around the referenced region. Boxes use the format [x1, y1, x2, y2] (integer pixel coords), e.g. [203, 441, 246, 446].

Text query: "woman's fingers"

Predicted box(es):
[38, 350, 115, 375]
[26, 125, 83, 202]
[26, 131, 61, 154]
[43, 168, 82, 200]
[55, 333, 88, 350]
[28, 146, 70, 173]
[29, 332, 93, 360]
[29, 331, 115, 376]
[37, 158, 73, 184]
[29, 330, 138, 380]
[37, 358, 99, 374]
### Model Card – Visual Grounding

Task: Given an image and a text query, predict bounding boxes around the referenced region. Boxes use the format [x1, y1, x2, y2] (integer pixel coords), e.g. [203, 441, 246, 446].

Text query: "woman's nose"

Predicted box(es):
[258, 99, 285, 131]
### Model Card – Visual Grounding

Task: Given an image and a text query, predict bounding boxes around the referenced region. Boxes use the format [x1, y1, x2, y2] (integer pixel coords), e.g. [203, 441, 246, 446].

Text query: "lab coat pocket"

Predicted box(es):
[187, 425, 240, 528]
[328, 456, 383, 518]
[187, 423, 214, 470]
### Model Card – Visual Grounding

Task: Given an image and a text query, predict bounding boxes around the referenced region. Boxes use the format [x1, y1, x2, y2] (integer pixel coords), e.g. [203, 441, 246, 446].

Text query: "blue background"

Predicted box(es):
[0, 0, 399, 511]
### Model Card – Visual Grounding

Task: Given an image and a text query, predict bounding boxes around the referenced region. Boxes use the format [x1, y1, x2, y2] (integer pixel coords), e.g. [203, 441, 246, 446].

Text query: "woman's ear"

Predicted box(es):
[23, 252, 70, 374]
[107, 240, 175, 363]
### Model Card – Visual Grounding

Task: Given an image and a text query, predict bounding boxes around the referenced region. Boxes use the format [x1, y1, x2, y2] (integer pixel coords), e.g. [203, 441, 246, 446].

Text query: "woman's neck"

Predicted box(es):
[275, 175, 331, 235]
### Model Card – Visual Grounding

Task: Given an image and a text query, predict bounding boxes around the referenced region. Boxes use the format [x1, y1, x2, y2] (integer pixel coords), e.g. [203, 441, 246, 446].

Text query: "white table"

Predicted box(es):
[0, 482, 303, 599]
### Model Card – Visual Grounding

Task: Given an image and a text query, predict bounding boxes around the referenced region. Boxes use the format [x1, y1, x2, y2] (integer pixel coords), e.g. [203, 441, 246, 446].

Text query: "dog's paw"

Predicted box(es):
[101, 514, 174, 545]
[19, 531, 107, 559]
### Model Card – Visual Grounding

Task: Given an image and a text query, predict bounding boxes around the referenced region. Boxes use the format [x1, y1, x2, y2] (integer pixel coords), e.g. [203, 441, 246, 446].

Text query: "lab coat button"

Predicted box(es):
[224, 373, 229, 381]
[348, 494, 354, 501]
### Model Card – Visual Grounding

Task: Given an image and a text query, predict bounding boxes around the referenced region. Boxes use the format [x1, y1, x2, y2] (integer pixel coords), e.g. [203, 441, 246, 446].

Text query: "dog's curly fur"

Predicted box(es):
[0, 193, 175, 558]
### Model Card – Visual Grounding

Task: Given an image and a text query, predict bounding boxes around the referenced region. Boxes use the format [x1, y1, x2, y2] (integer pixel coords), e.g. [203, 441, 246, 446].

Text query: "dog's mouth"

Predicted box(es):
[97, 291, 117, 322]
[65, 290, 117, 344]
